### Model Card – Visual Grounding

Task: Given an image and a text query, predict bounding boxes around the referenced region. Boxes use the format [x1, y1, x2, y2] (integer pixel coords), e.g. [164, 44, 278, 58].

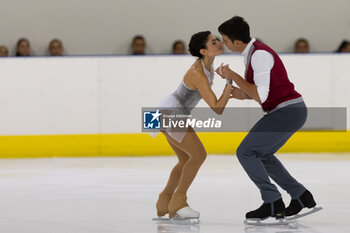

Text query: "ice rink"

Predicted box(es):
[0, 154, 349, 233]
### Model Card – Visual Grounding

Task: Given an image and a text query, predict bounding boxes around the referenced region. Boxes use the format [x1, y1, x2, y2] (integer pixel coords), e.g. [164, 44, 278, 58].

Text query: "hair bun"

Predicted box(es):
[188, 31, 211, 59]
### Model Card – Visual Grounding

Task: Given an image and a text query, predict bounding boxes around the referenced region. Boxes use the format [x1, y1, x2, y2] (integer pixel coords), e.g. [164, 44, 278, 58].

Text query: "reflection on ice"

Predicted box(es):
[156, 223, 200, 233]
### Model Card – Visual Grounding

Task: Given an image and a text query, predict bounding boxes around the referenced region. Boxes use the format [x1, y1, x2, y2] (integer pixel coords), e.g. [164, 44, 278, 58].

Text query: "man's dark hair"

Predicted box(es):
[336, 40, 349, 52]
[295, 38, 309, 46]
[132, 35, 145, 45]
[218, 16, 251, 43]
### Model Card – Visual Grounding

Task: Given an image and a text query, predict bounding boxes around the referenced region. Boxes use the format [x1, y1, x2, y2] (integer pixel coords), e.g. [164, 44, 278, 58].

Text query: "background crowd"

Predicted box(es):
[0, 36, 349, 57]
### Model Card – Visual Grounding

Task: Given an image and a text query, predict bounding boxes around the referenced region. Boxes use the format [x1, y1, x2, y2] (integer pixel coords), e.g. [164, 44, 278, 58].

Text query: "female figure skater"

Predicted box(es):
[155, 31, 232, 220]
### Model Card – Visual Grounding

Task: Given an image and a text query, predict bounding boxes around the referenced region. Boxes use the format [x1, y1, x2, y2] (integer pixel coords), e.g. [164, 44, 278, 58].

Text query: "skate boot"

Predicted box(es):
[153, 193, 199, 224]
[173, 206, 200, 220]
[246, 198, 285, 220]
[285, 190, 316, 216]
[168, 192, 190, 219]
[156, 192, 172, 217]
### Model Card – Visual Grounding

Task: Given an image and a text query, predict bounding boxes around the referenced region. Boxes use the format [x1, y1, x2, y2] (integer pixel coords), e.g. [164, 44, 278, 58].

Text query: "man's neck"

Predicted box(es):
[240, 43, 248, 53]
[241, 38, 255, 55]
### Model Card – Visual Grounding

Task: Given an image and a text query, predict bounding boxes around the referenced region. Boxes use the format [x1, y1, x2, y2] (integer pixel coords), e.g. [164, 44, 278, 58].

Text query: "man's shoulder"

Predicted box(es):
[253, 41, 276, 53]
[251, 50, 274, 62]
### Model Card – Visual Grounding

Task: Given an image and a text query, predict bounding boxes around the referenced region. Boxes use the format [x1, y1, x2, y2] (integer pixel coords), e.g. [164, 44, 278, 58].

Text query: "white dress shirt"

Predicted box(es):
[241, 38, 274, 103]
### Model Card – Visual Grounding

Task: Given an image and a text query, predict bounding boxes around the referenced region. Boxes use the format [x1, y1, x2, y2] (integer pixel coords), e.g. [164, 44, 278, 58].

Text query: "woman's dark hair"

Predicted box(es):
[218, 16, 251, 43]
[188, 31, 211, 59]
[336, 40, 349, 52]
[16, 38, 29, 47]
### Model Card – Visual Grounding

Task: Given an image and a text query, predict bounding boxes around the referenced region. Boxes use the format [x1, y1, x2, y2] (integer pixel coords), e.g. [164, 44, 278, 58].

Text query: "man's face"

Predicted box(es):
[132, 39, 146, 55]
[221, 34, 240, 52]
[340, 43, 350, 53]
[295, 41, 309, 53]
[173, 43, 186, 54]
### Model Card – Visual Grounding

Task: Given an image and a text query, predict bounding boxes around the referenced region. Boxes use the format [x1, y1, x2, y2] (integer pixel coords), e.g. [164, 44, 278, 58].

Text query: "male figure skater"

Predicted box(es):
[216, 16, 317, 221]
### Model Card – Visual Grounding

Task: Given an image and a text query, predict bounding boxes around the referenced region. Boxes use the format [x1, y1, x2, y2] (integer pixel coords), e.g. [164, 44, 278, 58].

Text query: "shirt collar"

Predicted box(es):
[241, 37, 256, 58]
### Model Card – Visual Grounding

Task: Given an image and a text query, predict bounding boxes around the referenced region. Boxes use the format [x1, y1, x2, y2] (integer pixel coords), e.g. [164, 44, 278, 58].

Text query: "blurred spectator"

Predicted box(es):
[49, 39, 64, 56]
[0, 45, 9, 57]
[336, 40, 350, 53]
[294, 38, 310, 53]
[172, 40, 186, 54]
[16, 38, 31, 56]
[131, 35, 146, 55]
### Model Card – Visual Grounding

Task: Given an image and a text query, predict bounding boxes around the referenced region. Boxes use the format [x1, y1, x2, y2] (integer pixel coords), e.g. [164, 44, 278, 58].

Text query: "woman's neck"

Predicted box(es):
[202, 56, 214, 71]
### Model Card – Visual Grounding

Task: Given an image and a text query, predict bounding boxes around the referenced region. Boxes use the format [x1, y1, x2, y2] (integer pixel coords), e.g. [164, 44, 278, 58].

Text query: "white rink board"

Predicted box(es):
[0, 57, 99, 135]
[0, 54, 349, 135]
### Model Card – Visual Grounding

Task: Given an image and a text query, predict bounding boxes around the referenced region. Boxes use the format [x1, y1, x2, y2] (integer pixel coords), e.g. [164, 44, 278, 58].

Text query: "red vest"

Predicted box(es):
[245, 40, 301, 112]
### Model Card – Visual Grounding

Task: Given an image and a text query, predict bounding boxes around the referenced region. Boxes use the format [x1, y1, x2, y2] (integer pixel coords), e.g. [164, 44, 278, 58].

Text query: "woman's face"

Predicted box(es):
[18, 40, 30, 56]
[0, 46, 8, 56]
[202, 34, 223, 57]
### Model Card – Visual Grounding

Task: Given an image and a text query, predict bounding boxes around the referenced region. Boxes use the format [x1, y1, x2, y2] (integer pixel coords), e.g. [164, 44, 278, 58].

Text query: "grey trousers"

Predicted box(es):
[236, 101, 307, 203]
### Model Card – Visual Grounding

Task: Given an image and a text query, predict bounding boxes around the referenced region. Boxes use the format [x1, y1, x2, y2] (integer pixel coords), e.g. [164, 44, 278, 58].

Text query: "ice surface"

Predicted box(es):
[0, 154, 349, 233]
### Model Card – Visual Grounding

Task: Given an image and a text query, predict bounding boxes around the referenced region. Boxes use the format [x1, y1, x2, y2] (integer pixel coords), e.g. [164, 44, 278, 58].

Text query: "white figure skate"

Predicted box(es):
[153, 207, 200, 224]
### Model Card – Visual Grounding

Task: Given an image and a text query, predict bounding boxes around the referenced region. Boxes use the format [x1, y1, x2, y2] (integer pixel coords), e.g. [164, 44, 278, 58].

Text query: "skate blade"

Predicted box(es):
[244, 218, 289, 226]
[172, 214, 200, 225]
[152, 216, 200, 225]
[152, 216, 171, 222]
[286, 206, 323, 220]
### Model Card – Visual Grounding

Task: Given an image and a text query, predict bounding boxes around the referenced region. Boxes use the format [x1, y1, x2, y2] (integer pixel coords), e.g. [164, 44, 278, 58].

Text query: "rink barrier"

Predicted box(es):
[0, 131, 349, 158]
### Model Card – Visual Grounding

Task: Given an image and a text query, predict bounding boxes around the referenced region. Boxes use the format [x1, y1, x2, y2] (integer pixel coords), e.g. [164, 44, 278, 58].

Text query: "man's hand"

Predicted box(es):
[215, 64, 234, 80]
[230, 86, 249, 100]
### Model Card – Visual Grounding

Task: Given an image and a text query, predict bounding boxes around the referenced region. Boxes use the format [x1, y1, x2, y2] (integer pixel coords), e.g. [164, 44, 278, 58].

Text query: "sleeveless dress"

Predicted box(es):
[157, 60, 214, 143]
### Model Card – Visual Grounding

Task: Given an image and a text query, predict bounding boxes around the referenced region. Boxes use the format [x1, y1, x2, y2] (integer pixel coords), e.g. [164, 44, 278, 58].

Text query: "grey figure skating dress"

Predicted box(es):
[157, 60, 214, 143]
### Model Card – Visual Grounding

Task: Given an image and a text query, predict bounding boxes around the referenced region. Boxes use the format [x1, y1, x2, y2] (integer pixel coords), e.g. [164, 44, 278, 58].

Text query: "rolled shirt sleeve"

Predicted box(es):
[251, 50, 274, 103]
